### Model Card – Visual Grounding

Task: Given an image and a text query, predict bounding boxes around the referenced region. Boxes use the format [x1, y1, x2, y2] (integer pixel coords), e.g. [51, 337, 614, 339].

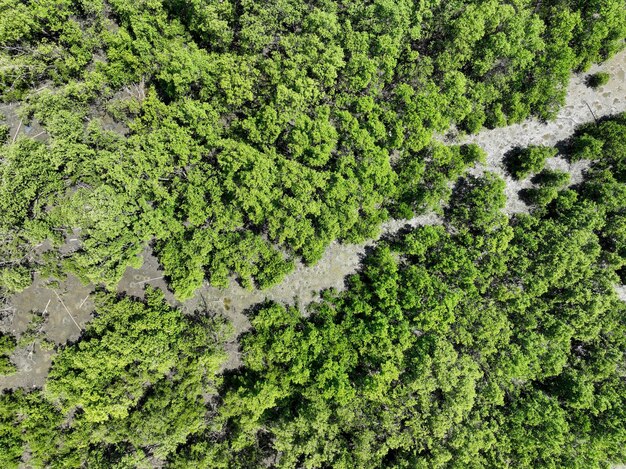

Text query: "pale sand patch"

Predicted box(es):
[3, 50, 625, 381]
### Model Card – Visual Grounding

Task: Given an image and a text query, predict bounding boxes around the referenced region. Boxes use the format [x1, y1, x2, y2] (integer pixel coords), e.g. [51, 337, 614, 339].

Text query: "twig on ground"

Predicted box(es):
[27, 342, 35, 362]
[53, 291, 82, 332]
[584, 101, 598, 124]
[11, 119, 22, 143]
[129, 276, 163, 287]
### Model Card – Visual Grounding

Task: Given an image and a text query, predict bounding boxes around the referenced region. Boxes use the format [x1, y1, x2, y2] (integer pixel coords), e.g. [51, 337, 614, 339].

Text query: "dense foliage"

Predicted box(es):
[520, 168, 571, 206]
[177, 115, 626, 467]
[1, 115, 625, 467]
[1, 0, 624, 298]
[0, 332, 16, 374]
[1, 0, 625, 465]
[0, 288, 231, 467]
[504, 145, 557, 180]
[587, 71, 611, 88]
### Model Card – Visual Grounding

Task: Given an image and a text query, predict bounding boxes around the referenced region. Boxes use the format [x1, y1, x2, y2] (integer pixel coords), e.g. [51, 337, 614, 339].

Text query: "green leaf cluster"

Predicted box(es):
[0, 0, 623, 297]
[587, 71, 611, 88]
[505, 145, 558, 180]
[1, 114, 626, 469]
[0, 332, 16, 375]
[173, 116, 626, 468]
[0, 288, 231, 468]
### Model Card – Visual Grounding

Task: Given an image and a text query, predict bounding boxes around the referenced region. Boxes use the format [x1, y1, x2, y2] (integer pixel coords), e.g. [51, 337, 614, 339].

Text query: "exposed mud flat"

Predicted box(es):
[2, 50, 625, 383]
[461, 49, 626, 214]
[0, 343, 54, 391]
[117, 249, 178, 305]
[0, 274, 93, 390]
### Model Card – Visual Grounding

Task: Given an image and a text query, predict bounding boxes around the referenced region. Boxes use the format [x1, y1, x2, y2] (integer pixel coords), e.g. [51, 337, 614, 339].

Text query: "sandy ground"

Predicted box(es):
[462, 49, 626, 214]
[2, 50, 625, 383]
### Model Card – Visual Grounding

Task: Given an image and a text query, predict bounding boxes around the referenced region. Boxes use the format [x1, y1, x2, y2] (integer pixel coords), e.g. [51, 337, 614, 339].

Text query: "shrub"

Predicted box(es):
[505, 145, 558, 180]
[586, 72, 610, 88]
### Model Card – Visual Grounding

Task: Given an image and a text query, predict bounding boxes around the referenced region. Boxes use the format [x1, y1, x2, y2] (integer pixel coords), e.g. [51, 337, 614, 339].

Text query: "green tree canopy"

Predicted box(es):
[0, 0, 623, 297]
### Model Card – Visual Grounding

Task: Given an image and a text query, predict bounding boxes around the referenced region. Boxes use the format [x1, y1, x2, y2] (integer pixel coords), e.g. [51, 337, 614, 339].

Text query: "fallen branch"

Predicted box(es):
[27, 341, 35, 362]
[129, 276, 163, 287]
[53, 291, 82, 332]
[11, 119, 22, 144]
[584, 101, 598, 124]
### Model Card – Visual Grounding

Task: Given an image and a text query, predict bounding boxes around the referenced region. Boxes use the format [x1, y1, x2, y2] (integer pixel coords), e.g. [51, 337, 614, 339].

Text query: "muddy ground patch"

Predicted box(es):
[2, 50, 625, 383]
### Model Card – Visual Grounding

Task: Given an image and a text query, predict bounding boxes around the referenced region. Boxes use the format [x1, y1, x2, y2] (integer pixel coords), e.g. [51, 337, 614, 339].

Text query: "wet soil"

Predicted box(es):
[2, 50, 625, 384]
[0, 274, 93, 390]
[461, 49, 626, 215]
[0, 99, 49, 144]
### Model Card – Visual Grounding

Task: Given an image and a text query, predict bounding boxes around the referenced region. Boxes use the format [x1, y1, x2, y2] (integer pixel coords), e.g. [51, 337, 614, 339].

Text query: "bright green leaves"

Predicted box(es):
[522, 169, 571, 208]
[0, 0, 99, 99]
[587, 71, 611, 88]
[1, 0, 624, 298]
[447, 172, 507, 234]
[197, 120, 626, 466]
[0, 137, 63, 293]
[0, 332, 16, 375]
[568, 114, 626, 276]
[3, 116, 626, 467]
[575, 115, 626, 180]
[162, 0, 235, 51]
[505, 145, 558, 180]
[395, 143, 486, 217]
[0, 0, 624, 466]
[503, 390, 571, 467]
[0, 290, 231, 467]
[0, 391, 24, 469]
[217, 141, 278, 225]
[211, 196, 504, 465]
[285, 106, 338, 167]
[0, 138, 61, 229]
[45, 287, 230, 423]
[50, 186, 148, 288]
[572, 0, 626, 70]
